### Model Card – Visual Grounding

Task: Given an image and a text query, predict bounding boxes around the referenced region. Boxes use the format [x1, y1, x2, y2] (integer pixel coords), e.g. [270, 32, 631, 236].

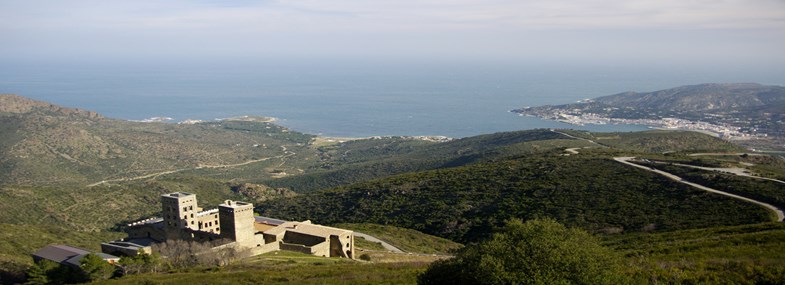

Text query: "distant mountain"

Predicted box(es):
[512, 83, 785, 150]
[593, 83, 785, 113]
[0, 94, 102, 119]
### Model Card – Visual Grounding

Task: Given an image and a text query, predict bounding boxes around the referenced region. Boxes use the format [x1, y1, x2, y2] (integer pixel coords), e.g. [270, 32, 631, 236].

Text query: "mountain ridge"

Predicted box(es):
[594, 83, 785, 112]
[0, 94, 103, 120]
[512, 83, 785, 150]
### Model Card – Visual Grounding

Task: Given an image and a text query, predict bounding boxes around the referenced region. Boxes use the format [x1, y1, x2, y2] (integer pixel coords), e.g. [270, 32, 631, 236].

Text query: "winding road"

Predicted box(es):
[87, 147, 296, 187]
[614, 156, 785, 222]
[663, 162, 785, 185]
[353, 232, 404, 253]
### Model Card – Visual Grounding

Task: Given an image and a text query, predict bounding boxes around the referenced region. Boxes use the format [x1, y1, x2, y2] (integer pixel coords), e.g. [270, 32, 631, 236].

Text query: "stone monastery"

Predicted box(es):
[101, 192, 355, 259]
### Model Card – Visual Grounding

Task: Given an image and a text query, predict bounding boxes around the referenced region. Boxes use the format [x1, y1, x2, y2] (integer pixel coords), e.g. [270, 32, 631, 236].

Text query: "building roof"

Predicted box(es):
[127, 217, 163, 227]
[162, 192, 195, 199]
[32, 245, 90, 264]
[197, 208, 219, 217]
[102, 238, 154, 251]
[219, 200, 252, 208]
[254, 216, 287, 226]
[32, 245, 118, 266]
[264, 221, 353, 238]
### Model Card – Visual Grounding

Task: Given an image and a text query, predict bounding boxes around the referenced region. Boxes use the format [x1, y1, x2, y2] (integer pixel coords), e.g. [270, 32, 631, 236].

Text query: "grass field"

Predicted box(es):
[335, 223, 462, 255]
[99, 251, 429, 285]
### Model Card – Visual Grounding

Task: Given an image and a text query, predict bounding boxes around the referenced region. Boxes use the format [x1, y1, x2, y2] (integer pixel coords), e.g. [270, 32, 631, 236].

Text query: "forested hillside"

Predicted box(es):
[259, 155, 772, 242]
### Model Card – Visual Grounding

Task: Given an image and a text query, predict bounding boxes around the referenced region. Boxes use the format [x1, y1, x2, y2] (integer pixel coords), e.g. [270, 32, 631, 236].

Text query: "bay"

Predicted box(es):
[1, 60, 778, 138]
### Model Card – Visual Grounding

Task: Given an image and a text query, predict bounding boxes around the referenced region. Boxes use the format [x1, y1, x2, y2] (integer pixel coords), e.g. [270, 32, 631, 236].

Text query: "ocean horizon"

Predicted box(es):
[2, 60, 782, 138]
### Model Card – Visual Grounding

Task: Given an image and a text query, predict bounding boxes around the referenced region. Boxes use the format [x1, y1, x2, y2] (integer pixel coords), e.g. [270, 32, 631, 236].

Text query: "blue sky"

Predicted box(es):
[1, 0, 784, 67]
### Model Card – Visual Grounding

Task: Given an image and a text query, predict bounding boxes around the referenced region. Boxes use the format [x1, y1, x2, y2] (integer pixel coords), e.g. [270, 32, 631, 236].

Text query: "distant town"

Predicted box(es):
[517, 106, 762, 140]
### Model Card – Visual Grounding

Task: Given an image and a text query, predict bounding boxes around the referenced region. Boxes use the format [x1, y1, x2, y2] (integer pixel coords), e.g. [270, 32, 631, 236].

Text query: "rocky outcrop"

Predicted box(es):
[0, 94, 103, 120]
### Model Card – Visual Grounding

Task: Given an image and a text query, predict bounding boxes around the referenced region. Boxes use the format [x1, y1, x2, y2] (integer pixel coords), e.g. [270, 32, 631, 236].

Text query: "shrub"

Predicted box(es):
[418, 219, 628, 285]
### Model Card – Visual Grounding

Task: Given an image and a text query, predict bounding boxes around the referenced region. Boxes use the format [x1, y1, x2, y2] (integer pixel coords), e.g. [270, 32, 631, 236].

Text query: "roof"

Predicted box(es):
[264, 221, 353, 238]
[32, 245, 90, 264]
[197, 208, 219, 217]
[124, 238, 156, 247]
[254, 216, 287, 226]
[162, 192, 195, 198]
[127, 217, 163, 227]
[102, 238, 155, 250]
[219, 200, 252, 209]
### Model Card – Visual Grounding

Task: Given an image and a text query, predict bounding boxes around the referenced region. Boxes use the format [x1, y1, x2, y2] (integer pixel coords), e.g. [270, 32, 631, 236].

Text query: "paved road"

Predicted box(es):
[663, 162, 785, 185]
[614, 157, 784, 222]
[354, 232, 404, 253]
[687, 152, 767, 157]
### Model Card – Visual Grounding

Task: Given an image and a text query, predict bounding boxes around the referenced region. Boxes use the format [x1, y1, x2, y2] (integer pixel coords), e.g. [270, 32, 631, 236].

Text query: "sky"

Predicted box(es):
[1, 0, 785, 67]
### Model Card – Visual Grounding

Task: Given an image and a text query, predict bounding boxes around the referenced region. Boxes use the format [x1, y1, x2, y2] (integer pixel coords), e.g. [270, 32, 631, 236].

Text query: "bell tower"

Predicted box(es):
[161, 192, 199, 239]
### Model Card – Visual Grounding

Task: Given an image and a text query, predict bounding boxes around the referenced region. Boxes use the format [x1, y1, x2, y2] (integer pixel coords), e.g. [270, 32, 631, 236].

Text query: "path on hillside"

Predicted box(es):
[353, 232, 404, 253]
[550, 129, 601, 146]
[551, 129, 606, 155]
[654, 161, 785, 185]
[688, 152, 767, 157]
[614, 157, 785, 222]
[87, 147, 296, 187]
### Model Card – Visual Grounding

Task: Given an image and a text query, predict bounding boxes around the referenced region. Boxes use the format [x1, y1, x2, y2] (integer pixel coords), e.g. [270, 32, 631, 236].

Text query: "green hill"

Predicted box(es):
[605, 222, 785, 283]
[265, 130, 597, 193]
[258, 154, 772, 242]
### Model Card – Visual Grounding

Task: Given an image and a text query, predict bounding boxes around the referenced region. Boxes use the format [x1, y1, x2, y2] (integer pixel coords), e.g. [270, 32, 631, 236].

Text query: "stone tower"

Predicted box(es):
[161, 192, 199, 240]
[218, 200, 255, 246]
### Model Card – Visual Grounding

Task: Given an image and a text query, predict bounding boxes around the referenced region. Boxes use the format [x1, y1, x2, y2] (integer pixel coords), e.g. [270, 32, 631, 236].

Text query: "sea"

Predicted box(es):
[2, 59, 782, 138]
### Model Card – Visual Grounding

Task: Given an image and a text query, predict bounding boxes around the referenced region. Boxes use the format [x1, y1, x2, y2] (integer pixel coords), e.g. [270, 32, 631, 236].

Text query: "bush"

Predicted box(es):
[80, 253, 116, 282]
[418, 219, 628, 285]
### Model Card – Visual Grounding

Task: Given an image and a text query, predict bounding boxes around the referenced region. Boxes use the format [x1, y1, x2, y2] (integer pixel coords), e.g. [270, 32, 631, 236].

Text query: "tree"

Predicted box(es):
[152, 239, 241, 270]
[25, 259, 84, 285]
[418, 219, 628, 285]
[25, 260, 58, 285]
[118, 250, 162, 275]
[80, 253, 115, 282]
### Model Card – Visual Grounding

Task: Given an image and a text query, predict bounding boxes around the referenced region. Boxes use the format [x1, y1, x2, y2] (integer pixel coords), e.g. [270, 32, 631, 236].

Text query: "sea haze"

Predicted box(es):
[1, 59, 781, 138]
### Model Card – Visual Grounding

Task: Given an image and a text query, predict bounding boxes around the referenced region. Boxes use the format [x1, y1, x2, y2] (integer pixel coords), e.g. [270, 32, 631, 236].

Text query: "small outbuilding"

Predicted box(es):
[32, 245, 119, 268]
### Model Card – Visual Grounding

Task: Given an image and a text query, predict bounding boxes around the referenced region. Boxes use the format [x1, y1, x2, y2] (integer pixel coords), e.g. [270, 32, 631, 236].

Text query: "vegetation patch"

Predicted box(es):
[259, 156, 771, 242]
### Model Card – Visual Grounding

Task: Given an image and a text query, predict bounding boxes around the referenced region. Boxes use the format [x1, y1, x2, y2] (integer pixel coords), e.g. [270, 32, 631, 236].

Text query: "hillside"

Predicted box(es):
[594, 83, 785, 112]
[0, 94, 102, 119]
[0, 94, 318, 186]
[265, 130, 594, 192]
[258, 154, 772, 242]
[605, 222, 785, 283]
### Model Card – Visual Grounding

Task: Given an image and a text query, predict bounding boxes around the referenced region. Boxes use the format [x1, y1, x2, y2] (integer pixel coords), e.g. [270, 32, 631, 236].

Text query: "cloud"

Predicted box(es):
[4, 0, 784, 32]
[0, 0, 783, 62]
